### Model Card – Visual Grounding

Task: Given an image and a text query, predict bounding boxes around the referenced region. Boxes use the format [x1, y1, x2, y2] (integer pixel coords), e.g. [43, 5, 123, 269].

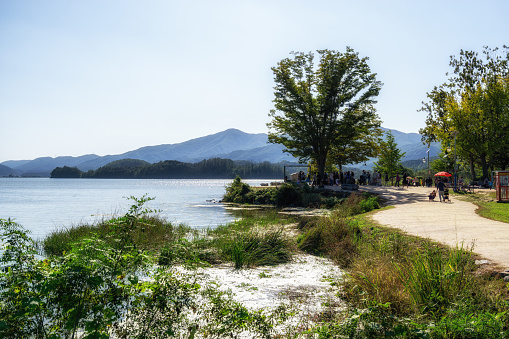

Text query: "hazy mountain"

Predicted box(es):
[214, 144, 297, 163]
[0, 164, 21, 177]
[75, 128, 270, 171]
[122, 128, 268, 162]
[12, 154, 100, 176]
[1, 160, 31, 168]
[381, 127, 440, 161]
[1, 127, 438, 176]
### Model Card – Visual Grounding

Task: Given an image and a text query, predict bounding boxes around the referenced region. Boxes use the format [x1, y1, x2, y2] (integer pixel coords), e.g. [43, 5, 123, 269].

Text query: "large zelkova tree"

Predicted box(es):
[420, 46, 509, 179]
[267, 48, 383, 178]
[374, 131, 405, 185]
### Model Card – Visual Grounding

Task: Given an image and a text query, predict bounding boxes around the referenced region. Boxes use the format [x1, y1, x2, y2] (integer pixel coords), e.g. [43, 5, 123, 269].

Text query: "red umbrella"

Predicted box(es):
[434, 171, 452, 177]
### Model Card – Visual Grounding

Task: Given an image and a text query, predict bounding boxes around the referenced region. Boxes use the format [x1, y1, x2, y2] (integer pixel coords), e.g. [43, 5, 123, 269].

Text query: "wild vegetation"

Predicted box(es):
[223, 176, 352, 208]
[2, 196, 298, 338]
[297, 209, 509, 338]
[2, 187, 509, 337]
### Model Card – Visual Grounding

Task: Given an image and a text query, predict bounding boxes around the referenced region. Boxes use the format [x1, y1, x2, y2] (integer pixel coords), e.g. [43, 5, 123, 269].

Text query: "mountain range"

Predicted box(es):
[1, 128, 439, 177]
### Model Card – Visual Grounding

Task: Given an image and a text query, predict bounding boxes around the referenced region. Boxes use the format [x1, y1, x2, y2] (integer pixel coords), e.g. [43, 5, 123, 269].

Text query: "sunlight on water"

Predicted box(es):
[0, 178, 275, 239]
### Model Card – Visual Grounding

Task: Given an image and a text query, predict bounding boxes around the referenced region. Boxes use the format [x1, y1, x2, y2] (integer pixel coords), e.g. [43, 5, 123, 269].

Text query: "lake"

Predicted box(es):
[0, 178, 276, 240]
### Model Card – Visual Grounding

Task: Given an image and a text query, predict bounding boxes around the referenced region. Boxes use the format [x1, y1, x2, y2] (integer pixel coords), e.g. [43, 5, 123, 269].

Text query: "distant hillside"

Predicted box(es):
[103, 159, 151, 168]
[75, 128, 271, 171]
[216, 144, 296, 163]
[381, 127, 440, 161]
[1, 127, 439, 176]
[0, 164, 20, 177]
[12, 154, 100, 176]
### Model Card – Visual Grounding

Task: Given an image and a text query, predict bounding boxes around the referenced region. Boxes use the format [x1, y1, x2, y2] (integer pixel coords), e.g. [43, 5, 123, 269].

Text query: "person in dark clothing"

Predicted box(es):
[436, 179, 447, 202]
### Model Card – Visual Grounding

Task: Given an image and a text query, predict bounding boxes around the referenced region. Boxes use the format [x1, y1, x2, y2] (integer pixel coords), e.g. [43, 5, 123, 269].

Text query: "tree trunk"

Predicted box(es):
[317, 156, 326, 186]
[469, 155, 476, 180]
[480, 154, 489, 179]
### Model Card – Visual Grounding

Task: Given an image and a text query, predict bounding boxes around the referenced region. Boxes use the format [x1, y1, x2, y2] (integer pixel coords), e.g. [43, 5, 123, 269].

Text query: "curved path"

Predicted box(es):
[353, 186, 509, 272]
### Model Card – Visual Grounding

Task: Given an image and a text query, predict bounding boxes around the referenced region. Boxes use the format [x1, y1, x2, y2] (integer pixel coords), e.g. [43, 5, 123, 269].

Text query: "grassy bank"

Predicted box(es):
[223, 176, 352, 208]
[297, 208, 509, 338]
[455, 190, 509, 223]
[3, 188, 509, 338]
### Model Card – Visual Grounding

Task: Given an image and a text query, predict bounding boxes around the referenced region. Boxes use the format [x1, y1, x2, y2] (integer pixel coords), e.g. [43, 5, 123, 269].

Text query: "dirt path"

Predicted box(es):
[354, 186, 509, 272]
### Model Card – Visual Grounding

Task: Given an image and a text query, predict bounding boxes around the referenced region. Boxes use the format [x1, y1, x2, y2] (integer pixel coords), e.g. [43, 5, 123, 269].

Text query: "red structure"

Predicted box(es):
[495, 171, 509, 203]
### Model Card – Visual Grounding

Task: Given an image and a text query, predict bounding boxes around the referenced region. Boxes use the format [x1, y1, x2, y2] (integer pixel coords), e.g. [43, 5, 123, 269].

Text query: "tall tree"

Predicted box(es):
[267, 48, 382, 178]
[374, 131, 405, 185]
[420, 46, 509, 179]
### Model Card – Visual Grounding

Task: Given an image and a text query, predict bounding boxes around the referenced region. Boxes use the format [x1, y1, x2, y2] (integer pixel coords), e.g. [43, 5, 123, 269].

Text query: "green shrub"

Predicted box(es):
[223, 176, 253, 203]
[274, 182, 302, 207]
[359, 195, 380, 213]
[429, 307, 508, 338]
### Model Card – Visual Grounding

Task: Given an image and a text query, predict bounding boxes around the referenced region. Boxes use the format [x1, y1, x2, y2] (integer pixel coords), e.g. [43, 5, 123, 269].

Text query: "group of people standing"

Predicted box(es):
[291, 170, 439, 188]
[298, 170, 387, 187]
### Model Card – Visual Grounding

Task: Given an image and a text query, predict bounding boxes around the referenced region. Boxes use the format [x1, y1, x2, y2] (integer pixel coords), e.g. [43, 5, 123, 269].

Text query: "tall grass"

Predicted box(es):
[337, 216, 509, 336]
[296, 193, 377, 267]
[206, 211, 294, 269]
[292, 191, 509, 335]
[43, 215, 191, 257]
[396, 244, 475, 315]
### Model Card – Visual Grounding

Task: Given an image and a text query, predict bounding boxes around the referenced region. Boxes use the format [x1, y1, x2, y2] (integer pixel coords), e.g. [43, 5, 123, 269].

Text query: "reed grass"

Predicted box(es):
[43, 215, 191, 256]
[206, 211, 295, 268]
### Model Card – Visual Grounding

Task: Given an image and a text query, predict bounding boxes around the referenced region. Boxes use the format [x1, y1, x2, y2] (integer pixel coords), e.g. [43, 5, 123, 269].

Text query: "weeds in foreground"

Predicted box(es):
[43, 213, 190, 257]
[334, 216, 509, 337]
[396, 244, 475, 315]
[0, 197, 296, 338]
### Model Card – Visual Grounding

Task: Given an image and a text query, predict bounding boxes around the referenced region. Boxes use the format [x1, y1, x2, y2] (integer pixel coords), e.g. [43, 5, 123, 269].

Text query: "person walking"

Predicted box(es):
[437, 179, 447, 202]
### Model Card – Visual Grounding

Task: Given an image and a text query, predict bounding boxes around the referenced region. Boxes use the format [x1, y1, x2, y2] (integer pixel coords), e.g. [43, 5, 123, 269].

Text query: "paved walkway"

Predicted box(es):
[353, 186, 509, 272]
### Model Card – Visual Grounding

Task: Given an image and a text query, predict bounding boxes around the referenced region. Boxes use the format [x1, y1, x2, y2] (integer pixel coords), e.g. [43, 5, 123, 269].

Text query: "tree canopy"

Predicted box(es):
[420, 46, 509, 179]
[267, 48, 383, 177]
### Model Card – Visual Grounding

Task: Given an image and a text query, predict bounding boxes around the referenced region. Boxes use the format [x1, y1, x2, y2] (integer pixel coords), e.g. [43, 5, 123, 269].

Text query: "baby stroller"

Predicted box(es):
[443, 188, 450, 202]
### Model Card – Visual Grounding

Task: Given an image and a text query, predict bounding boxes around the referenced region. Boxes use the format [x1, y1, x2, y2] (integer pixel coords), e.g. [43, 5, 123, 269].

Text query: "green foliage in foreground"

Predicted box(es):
[298, 207, 509, 338]
[0, 198, 294, 338]
[4, 192, 509, 338]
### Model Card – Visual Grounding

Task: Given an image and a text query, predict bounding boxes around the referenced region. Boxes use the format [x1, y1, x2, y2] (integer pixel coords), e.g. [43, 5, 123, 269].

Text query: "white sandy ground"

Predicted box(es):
[352, 185, 509, 272]
[193, 254, 343, 313]
[169, 254, 345, 337]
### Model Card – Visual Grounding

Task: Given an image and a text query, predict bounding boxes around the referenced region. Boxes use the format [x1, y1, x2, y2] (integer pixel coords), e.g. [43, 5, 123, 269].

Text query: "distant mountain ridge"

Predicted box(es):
[1, 128, 439, 176]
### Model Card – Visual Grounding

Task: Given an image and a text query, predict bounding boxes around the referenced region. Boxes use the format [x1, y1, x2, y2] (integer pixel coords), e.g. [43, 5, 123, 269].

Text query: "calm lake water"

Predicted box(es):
[0, 178, 276, 240]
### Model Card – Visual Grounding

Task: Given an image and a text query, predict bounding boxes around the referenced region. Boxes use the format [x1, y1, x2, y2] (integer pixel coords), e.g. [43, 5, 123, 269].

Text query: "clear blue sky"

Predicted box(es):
[1, 0, 508, 162]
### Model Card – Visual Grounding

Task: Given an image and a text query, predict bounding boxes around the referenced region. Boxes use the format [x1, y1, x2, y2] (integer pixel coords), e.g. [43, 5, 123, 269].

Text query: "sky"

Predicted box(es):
[1, 0, 508, 163]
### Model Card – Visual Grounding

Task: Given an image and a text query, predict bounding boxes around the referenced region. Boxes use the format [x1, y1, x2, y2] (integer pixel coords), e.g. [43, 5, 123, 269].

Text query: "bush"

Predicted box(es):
[359, 195, 380, 213]
[223, 176, 253, 203]
[274, 182, 302, 207]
